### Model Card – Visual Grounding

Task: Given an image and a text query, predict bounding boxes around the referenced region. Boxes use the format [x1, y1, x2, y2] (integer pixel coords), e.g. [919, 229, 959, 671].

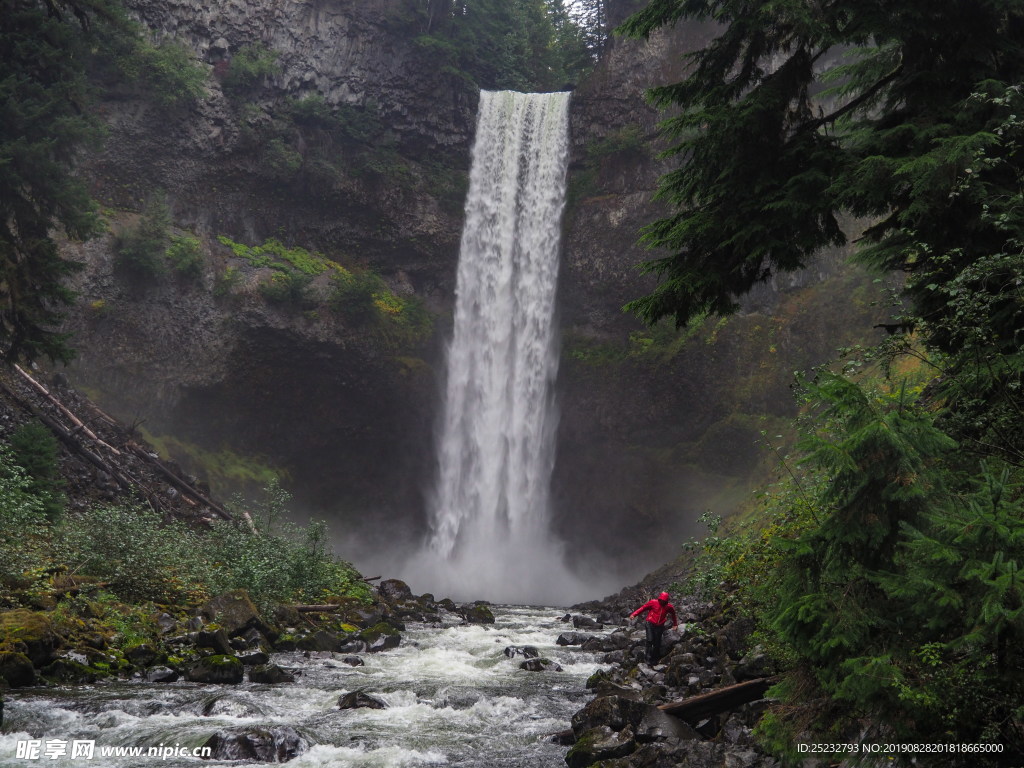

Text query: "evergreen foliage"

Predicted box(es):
[0, 0, 206, 362]
[410, 0, 602, 90]
[113, 196, 171, 276]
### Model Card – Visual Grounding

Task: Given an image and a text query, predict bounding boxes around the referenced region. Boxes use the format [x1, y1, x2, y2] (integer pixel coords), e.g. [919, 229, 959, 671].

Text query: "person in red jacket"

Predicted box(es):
[629, 591, 678, 664]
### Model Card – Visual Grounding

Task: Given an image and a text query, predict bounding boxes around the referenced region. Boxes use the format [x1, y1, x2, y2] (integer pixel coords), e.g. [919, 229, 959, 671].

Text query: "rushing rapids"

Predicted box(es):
[0, 606, 609, 767]
[404, 90, 594, 606]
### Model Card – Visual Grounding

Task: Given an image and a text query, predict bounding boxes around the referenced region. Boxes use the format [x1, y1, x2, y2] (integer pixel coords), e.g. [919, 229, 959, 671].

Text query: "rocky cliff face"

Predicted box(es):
[59, 0, 888, 589]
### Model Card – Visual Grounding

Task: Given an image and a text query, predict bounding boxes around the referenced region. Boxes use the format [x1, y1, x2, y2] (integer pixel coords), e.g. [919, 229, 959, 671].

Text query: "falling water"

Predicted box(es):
[404, 90, 589, 605]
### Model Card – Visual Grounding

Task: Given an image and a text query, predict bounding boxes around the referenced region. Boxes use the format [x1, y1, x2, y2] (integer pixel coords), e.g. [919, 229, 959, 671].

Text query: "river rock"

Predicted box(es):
[556, 632, 593, 647]
[145, 666, 180, 683]
[572, 615, 601, 629]
[338, 690, 387, 710]
[341, 656, 364, 666]
[186, 654, 244, 684]
[457, 603, 495, 624]
[202, 726, 307, 762]
[0, 652, 35, 688]
[359, 623, 400, 652]
[196, 628, 234, 655]
[40, 658, 97, 684]
[124, 643, 159, 666]
[249, 664, 295, 684]
[570, 695, 647, 737]
[297, 630, 342, 652]
[238, 650, 270, 666]
[519, 658, 562, 672]
[377, 578, 414, 603]
[503, 645, 540, 659]
[199, 590, 274, 640]
[0, 610, 58, 666]
[565, 725, 637, 768]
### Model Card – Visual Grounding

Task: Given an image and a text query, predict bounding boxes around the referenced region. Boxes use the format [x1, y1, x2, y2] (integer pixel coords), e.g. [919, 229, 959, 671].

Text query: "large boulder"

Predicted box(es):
[457, 603, 495, 624]
[249, 664, 295, 684]
[519, 658, 562, 672]
[0, 610, 59, 667]
[199, 591, 275, 640]
[297, 631, 343, 653]
[195, 629, 234, 655]
[338, 690, 387, 710]
[377, 579, 414, 603]
[556, 632, 593, 647]
[358, 623, 401, 652]
[0, 652, 35, 688]
[570, 695, 648, 738]
[202, 726, 307, 762]
[185, 654, 244, 684]
[564, 725, 637, 768]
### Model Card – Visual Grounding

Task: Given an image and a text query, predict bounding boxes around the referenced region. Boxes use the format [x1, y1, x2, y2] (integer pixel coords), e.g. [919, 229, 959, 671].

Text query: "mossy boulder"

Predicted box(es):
[358, 622, 400, 652]
[249, 664, 295, 684]
[40, 658, 100, 684]
[0, 652, 35, 688]
[457, 604, 495, 624]
[297, 630, 342, 652]
[565, 726, 637, 768]
[199, 590, 275, 640]
[0, 610, 59, 666]
[186, 654, 244, 684]
[124, 643, 160, 667]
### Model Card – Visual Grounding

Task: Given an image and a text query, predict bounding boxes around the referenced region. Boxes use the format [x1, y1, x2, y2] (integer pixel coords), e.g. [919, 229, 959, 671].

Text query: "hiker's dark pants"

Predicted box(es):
[644, 621, 665, 664]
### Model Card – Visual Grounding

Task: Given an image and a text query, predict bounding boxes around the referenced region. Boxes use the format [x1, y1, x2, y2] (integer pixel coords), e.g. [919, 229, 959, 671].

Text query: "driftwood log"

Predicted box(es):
[658, 678, 775, 723]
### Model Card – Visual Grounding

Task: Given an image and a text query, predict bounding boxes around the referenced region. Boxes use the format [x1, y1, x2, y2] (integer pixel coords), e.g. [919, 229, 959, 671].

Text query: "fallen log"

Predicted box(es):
[658, 677, 775, 723]
[292, 604, 345, 613]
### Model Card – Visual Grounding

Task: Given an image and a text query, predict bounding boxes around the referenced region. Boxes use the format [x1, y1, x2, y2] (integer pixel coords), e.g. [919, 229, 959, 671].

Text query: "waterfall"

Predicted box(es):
[404, 90, 587, 605]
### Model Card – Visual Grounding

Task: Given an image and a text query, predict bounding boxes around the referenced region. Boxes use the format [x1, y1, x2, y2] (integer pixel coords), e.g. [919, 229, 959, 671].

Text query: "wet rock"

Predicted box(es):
[297, 630, 342, 653]
[338, 639, 369, 654]
[582, 632, 631, 653]
[556, 632, 594, 646]
[504, 645, 540, 659]
[547, 728, 576, 746]
[240, 627, 270, 649]
[341, 656, 364, 666]
[635, 706, 700, 744]
[346, 606, 384, 628]
[186, 654, 244, 684]
[199, 590, 275, 640]
[196, 628, 234, 655]
[40, 658, 97, 684]
[202, 726, 307, 762]
[519, 658, 562, 672]
[565, 725, 637, 768]
[249, 664, 295, 684]
[377, 578, 414, 603]
[124, 643, 159, 667]
[571, 694, 647, 737]
[457, 603, 495, 624]
[238, 650, 270, 666]
[359, 623, 400, 652]
[338, 690, 387, 710]
[573, 615, 601, 629]
[0, 652, 36, 688]
[145, 666, 180, 683]
[0, 610, 58, 666]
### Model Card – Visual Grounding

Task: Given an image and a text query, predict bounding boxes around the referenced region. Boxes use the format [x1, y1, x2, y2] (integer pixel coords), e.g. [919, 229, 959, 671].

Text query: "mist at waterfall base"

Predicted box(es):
[392, 90, 617, 607]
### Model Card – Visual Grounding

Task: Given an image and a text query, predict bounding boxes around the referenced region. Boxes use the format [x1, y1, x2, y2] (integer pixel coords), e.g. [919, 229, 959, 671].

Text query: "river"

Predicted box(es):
[1, 606, 608, 767]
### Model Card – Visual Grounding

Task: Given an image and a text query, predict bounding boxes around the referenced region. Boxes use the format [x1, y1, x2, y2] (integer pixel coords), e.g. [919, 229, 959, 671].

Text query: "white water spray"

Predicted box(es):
[404, 90, 592, 605]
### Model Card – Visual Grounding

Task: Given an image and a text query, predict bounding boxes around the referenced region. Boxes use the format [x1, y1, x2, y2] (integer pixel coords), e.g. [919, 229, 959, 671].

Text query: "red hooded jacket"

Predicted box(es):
[630, 596, 678, 627]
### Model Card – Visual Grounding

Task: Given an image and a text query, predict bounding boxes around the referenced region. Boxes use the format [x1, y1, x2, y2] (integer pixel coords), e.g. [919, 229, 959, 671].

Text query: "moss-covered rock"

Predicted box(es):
[200, 590, 275, 639]
[39, 658, 101, 684]
[0, 652, 35, 688]
[358, 622, 400, 652]
[457, 604, 495, 624]
[185, 654, 244, 684]
[0, 610, 59, 666]
[565, 726, 637, 768]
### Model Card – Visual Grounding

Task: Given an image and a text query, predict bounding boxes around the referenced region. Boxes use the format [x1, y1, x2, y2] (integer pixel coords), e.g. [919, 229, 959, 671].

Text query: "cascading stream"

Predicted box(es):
[404, 91, 588, 605]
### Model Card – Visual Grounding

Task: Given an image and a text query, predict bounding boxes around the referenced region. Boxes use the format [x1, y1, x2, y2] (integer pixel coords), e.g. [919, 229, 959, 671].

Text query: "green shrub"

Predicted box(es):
[328, 270, 383, 324]
[258, 270, 311, 306]
[0, 445, 51, 605]
[213, 265, 241, 297]
[166, 235, 203, 277]
[221, 43, 280, 96]
[133, 39, 207, 106]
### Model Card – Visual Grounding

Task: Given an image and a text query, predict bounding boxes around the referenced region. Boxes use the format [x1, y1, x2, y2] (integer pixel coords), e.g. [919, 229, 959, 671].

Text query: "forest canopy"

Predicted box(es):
[620, 0, 1024, 761]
